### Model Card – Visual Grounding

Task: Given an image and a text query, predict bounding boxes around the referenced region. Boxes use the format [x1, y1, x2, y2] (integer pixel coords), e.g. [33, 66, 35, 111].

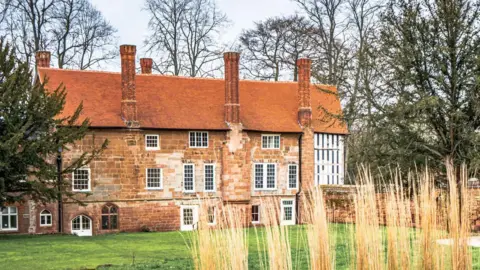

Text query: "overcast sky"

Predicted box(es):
[90, 0, 300, 71]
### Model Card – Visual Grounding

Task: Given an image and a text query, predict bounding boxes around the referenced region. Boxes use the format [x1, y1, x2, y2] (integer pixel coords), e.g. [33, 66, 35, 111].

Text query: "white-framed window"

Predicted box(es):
[254, 163, 276, 190]
[251, 205, 260, 224]
[314, 133, 345, 185]
[1, 206, 18, 230]
[189, 131, 208, 148]
[71, 215, 92, 236]
[204, 164, 215, 192]
[72, 168, 91, 191]
[180, 205, 199, 231]
[288, 164, 298, 189]
[145, 134, 159, 150]
[183, 164, 195, 192]
[280, 199, 295, 226]
[146, 168, 163, 189]
[40, 210, 52, 226]
[207, 206, 216, 225]
[261, 134, 280, 149]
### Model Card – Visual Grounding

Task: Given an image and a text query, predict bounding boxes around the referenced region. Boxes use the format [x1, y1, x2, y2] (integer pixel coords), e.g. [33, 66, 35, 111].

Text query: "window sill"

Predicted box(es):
[72, 190, 91, 193]
[0, 228, 18, 231]
[40, 225, 52, 227]
[146, 188, 163, 190]
[146, 148, 160, 151]
[251, 221, 261, 225]
[183, 191, 196, 193]
[253, 189, 277, 191]
[189, 146, 209, 149]
[204, 190, 216, 193]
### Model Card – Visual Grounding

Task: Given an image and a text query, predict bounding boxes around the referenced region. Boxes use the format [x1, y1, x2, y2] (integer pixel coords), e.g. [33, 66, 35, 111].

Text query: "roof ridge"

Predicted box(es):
[138, 73, 223, 81]
[38, 67, 121, 75]
[38, 67, 336, 88]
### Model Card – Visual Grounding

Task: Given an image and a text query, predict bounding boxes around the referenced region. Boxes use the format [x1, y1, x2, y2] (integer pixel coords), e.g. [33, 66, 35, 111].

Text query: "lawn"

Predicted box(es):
[0, 224, 478, 270]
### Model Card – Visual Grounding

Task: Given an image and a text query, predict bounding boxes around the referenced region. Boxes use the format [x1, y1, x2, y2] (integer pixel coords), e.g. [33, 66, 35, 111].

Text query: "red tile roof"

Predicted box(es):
[38, 68, 347, 134]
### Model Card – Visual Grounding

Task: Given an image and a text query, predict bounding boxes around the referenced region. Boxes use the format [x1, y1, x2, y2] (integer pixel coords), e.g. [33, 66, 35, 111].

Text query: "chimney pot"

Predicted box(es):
[224, 52, 241, 124]
[297, 58, 312, 127]
[140, 58, 153, 74]
[120, 44, 139, 127]
[35, 51, 51, 68]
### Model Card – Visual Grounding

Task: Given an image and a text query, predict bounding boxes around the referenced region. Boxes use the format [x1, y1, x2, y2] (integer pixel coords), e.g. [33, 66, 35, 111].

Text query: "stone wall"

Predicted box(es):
[3, 128, 306, 234]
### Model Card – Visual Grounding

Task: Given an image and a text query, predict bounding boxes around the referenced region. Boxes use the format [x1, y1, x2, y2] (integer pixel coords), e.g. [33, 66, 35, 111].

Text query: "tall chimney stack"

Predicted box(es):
[35, 51, 51, 68]
[120, 45, 139, 127]
[140, 58, 153, 74]
[224, 52, 240, 124]
[297, 58, 312, 127]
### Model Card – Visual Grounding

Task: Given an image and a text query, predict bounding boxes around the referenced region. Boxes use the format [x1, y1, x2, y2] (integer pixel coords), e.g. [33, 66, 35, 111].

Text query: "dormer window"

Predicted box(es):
[145, 134, 159, 150]
[189, 131, 208, 148]
[261, 134, 280, 149]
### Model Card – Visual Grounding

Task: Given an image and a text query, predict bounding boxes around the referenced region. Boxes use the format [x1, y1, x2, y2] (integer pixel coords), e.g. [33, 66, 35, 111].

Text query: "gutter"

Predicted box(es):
[296, 133, 302, 225]
[56, 147, 63, 233]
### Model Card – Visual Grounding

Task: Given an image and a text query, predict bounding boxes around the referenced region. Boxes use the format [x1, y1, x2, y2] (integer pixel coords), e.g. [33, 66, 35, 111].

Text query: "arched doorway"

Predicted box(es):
[71, 215, 92, 236]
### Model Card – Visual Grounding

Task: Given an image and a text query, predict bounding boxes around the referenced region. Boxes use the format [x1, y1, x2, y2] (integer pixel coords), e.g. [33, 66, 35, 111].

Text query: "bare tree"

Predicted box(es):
[181, 0, 227, 77]
[144, 0, 228, 77]
[282, 15, 316, 81]
[1, 0, 117, 69]
[2, 0, 55, 65]
[0, 0, 11, 26]
[294, 0, 350, 85]
[239, 15, 321, 81]
[239, 16, 294, 81]
[51, 0, 117, 69]
[343, 0, 382, 127]
[145, 0, 189, 75]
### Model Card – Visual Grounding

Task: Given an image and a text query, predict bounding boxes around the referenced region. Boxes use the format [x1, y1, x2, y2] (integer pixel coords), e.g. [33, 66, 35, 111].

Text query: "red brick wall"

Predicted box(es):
[0, 201, 58, 234]
[62, 201, 180, 234]
[58, 128, 304, 234]
[1, 125, 343, 235]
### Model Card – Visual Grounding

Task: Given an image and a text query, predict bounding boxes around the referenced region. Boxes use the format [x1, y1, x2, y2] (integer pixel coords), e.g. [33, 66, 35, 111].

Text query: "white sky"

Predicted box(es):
[90, 0, 300, 71]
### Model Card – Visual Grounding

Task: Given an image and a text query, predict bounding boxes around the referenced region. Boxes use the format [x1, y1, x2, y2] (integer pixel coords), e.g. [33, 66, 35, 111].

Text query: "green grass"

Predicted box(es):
[0, 224, 479, 270]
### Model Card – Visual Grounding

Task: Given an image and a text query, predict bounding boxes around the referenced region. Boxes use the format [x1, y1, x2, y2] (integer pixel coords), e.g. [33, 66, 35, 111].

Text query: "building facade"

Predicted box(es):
[0, 45, 347, 236]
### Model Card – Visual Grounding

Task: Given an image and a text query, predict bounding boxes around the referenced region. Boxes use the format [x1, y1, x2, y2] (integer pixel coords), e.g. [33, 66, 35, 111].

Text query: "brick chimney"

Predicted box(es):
[120, 45, 139, 127]
[35, 51, 51, 68]
[297, 58, 312, 127]
[224, 52, 240, 124]
[140, 58, 152, 74]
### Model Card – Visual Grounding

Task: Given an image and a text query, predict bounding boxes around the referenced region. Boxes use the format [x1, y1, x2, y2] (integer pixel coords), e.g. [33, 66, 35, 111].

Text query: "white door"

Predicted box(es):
[280, 199, 296, 226]
[180, 205, 199, 231]
[71, 215, 92, 236]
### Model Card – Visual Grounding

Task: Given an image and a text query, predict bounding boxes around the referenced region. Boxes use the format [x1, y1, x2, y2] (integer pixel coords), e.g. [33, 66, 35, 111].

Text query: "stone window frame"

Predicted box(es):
[251, 205, 260, 224]
[207, 206, 216, 225]
[189, 131, 209, 148]
[261, 134, 281, 149]
[72, 167, 91, 192]
[40, 209, 53, 227]
[101, 204, 119, 230]
[253, 163, 277, 190]
[145, 134, 160, 151]
[287, 164, 298, 190]
[204, 164, 216, 192]
[0, 206, 18, 231]
[183, 164, 196, 193]
[145, 168, 163, 190]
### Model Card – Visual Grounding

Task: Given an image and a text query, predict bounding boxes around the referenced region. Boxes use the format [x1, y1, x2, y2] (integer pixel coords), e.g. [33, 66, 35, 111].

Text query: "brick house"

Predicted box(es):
[0, 45, 347, 236]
